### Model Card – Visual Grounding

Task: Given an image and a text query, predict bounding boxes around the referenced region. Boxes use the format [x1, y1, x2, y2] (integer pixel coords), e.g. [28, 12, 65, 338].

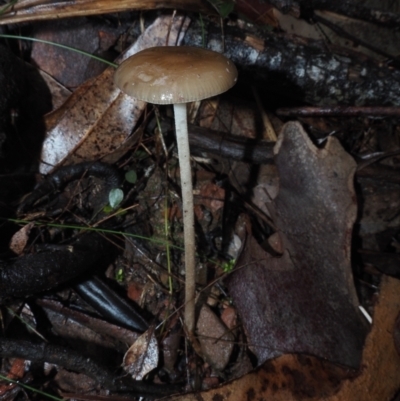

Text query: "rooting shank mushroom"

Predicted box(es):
[114, 46, 238, 335]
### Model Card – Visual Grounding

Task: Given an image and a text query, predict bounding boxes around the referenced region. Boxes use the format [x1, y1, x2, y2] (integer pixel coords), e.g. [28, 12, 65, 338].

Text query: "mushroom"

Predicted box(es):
[114, 46, 238, 335]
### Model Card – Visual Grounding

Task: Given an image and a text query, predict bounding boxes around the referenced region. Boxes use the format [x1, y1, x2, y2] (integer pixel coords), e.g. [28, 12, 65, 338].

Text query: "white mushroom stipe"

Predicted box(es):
[173, 103, 196, 334]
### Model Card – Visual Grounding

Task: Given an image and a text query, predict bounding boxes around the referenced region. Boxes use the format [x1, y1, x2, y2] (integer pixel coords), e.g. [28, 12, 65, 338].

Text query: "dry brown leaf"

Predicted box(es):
[9, 222, 34, 255]
[123, 329, 159, 380]
[40, 64, 142, 174]
[274, 9, 400, 61]
[31, 18, 120, 88]
[165, 275, 400, 401]
[196, 305, 234, 371]
[236, 0, 278, 27]
[197, 97, 261, 139]
[314, 10, 400, 61]
[197, 182, 225, 214]
[227, 121, 367, 368]
[0, 0, 215, 25]
[39, 15, 190, 174]
[38, 69, 71, 110]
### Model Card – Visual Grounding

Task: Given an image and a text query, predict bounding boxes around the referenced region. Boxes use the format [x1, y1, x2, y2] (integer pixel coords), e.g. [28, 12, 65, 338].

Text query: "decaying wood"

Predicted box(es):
[0, 339, 116, 388]
[0, 233, 114, 301]
[271, 0, 400, 29]
[183, 18, 400, 106]
[3, 9, 399, 107]
[0, 0, 215, 25]
[312, 13, 400, 64]
[0, 338, 182, 397]
[277, 106, 400, 117]
[188, 125, 274, 164]
[36, 298, 140, 347]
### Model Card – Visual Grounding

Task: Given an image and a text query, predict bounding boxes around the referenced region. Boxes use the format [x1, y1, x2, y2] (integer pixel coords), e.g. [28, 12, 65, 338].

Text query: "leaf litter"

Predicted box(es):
[0, 7, 399, 401]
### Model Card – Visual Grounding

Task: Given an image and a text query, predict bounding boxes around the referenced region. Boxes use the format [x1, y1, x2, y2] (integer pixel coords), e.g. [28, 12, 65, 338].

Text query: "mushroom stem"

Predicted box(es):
[173, 103, 196, 335]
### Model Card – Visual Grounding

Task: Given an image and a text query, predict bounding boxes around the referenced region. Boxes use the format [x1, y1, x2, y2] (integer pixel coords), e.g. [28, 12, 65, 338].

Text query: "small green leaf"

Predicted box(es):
[207, 0, 234, 18]
[109, 188, 124, 209]
[125, 170, 137, 184]
[115, 268, 124, 283]
[103, 205, 113, 214]
[135, 150, 148, 160]
[222, 259, 236, 273]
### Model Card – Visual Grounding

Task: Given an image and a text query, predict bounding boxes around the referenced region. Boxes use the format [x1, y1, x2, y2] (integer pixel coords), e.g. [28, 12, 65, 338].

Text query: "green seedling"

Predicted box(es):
[103, 188, 124, 214]
[108, 188, 124, 209]
[115, 268, 125, 283]
[222, 258, 236, 273]
[125, 170, 137, 184]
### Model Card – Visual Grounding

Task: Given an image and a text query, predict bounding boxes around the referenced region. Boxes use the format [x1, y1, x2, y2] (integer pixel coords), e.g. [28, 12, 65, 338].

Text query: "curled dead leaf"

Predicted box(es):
[9, 223, 34, 255]
[123, 329, 159, 381]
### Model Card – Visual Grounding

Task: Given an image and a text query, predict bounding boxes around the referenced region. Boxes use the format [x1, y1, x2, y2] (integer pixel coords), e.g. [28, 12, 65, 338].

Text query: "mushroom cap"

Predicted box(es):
[114, 46, 238, 104]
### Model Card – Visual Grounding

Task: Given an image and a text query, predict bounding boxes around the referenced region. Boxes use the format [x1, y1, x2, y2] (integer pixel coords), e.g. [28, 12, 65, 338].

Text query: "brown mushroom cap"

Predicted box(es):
[114, 46, 238, 104]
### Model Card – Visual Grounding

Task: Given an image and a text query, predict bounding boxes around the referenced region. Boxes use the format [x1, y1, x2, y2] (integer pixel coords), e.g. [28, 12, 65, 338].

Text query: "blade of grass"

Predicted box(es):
[0, 374, 64, 401]
[6, 307, 47, 342]
[0, 0, 18, 17]
[6, 217, 226, 269]
[8, 217, 173, 247]
[0, 34, 118, 68]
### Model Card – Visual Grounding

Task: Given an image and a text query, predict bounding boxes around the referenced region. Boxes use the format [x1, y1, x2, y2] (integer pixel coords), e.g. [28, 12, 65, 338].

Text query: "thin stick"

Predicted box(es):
[277, 106, 400, 117]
